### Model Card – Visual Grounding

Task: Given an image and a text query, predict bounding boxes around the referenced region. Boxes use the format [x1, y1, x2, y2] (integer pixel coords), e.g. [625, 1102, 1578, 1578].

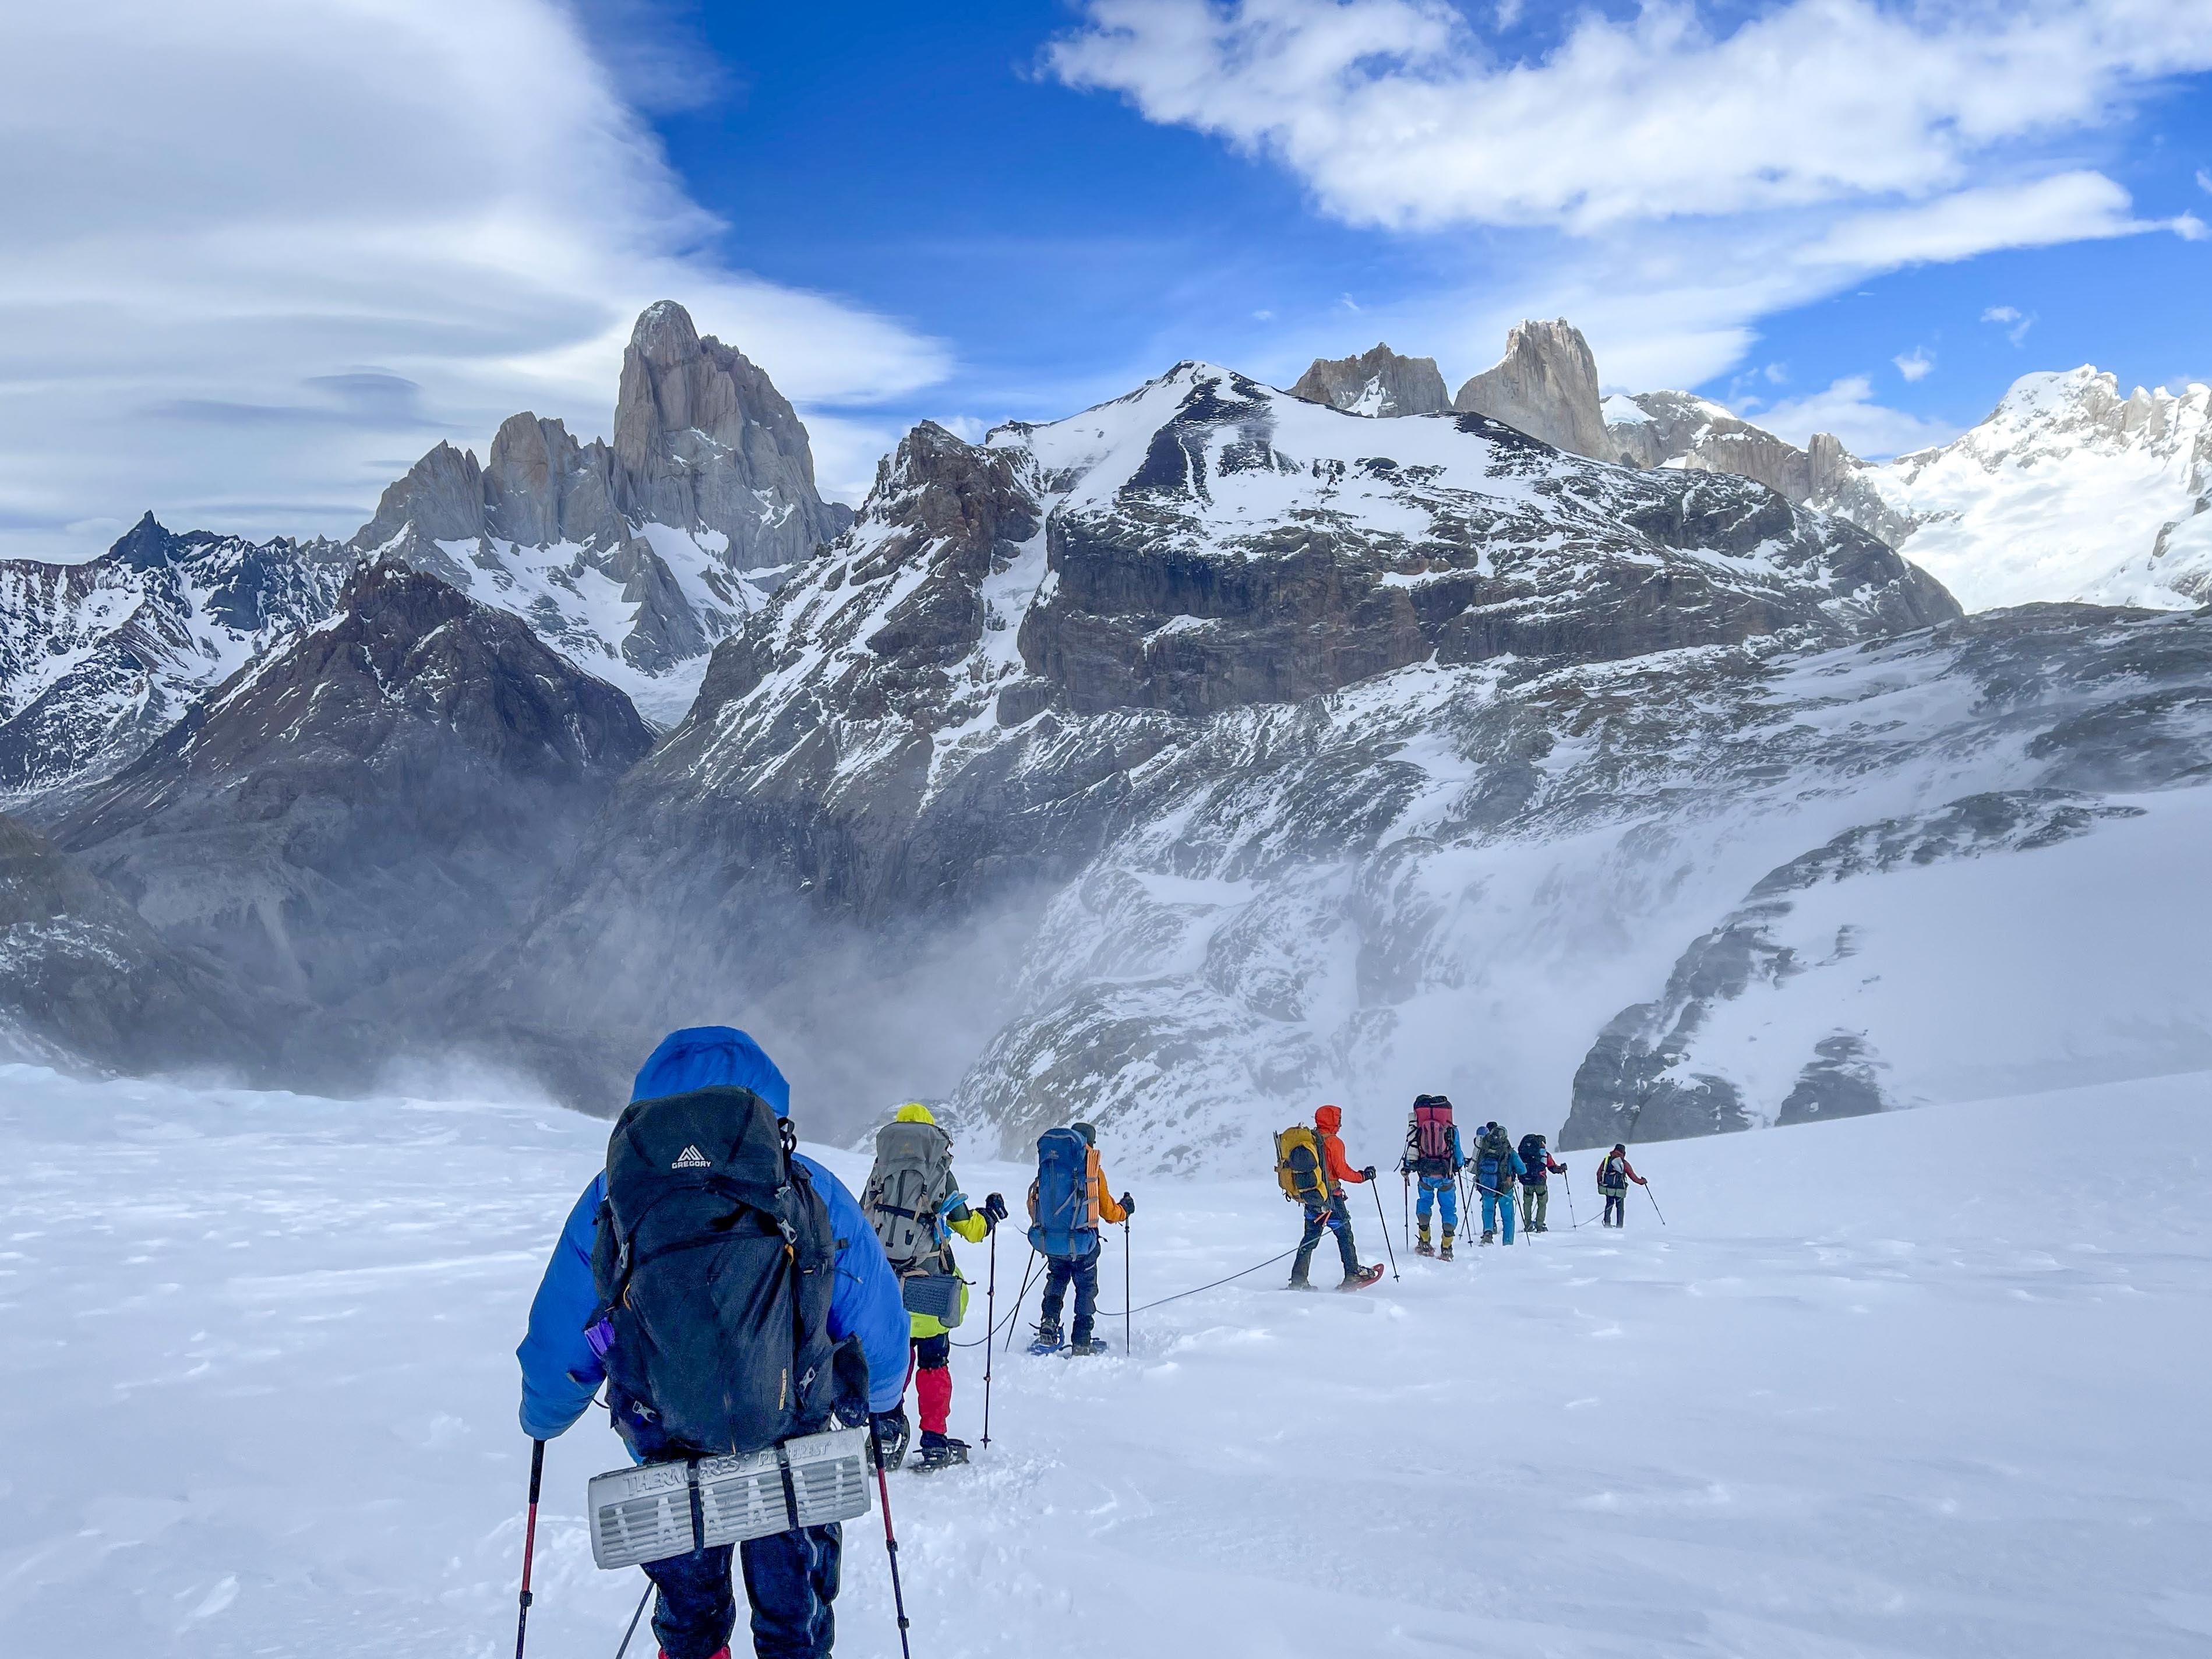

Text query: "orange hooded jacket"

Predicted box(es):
[1314, 1104, 1367, 1195]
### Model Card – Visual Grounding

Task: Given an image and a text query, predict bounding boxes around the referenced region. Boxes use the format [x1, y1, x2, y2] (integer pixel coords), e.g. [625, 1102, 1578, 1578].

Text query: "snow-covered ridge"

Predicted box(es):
[1819, 366, 2212, 612]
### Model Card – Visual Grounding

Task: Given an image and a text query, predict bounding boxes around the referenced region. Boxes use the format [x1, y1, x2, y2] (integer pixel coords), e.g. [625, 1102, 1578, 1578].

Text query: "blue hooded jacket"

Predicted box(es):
[516, 1027, 910, 1440]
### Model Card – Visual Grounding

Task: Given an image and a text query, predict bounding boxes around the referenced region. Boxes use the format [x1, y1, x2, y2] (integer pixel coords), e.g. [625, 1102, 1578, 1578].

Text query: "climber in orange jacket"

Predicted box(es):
[1289, 1105, 1384, 1291]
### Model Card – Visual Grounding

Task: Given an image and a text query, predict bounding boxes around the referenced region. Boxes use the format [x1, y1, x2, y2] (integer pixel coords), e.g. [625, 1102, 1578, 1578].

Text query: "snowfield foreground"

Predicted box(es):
[1, 1067, 2205, 1658]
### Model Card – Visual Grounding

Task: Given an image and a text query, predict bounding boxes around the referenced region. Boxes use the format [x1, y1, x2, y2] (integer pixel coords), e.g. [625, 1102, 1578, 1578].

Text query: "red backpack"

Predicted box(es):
[1412, 1095, 1455, 1174]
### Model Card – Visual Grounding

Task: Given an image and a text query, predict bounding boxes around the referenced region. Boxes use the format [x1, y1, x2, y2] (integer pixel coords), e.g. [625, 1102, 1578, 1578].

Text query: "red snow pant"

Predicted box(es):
[909, 1332, 952, 1435]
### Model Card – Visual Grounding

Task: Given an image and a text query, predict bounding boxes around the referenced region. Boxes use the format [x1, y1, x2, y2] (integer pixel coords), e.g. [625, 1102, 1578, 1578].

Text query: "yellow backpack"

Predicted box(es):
[1273, 1125, 1330, 1207]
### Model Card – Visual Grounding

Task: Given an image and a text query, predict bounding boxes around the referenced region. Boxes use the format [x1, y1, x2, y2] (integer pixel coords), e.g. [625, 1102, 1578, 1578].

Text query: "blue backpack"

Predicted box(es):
[1028, 1127, 1095, 1259]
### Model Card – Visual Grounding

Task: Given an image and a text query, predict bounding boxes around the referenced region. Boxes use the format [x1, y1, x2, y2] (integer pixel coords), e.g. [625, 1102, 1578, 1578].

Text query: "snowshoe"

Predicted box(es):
[913, 1432, 971, 1473]
[1480, 1230, 1495, 1245]
[1027, 1321, 1065, 1356]
[1285, 1277, 1318, 1292]
[1414, 1238, 1436, 1258]
[1337, 1263, 1386, 1291]
[1439, 1241, 1455, 1261]
[1067, 1337, 1111, 1357]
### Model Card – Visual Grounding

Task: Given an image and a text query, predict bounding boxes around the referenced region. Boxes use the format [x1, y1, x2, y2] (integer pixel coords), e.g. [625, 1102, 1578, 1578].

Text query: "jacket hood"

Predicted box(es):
[1314, 1104, 1342, 1134]
[631, 1026, 791, 1112]
[894, 1102, 937, 1125]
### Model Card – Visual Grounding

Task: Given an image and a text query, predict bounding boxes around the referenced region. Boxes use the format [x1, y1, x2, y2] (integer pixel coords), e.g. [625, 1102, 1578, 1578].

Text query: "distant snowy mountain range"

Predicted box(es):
[1303, 326, 2212, 615]
[2, 303, 2209, 1170]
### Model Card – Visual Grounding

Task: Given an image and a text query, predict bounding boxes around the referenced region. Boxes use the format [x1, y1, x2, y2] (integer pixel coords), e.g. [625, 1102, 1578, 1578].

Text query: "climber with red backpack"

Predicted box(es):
[1399, 1094, 1465, 1259]
[1026, 1121, 1131, 1356]
[1276, 1104, 1384, 1291]
[1597, 1144, 1647, 1227]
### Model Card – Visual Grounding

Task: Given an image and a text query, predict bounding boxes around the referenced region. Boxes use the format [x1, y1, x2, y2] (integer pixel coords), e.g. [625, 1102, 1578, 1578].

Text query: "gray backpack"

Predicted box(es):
[862, 1118, 955, 1269]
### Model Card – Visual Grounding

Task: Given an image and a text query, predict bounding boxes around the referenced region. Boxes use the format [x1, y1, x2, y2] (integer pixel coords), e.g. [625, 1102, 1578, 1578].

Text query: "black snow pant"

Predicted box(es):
[643, 1523, 841, 1659]
[1602, 1191, 1625, 1227]
[1040, 1243, 1102, 1343]
[1292, 1194, 1361, 1283]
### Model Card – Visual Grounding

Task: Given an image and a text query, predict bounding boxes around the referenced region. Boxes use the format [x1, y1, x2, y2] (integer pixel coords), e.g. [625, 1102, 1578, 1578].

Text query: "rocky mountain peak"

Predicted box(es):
[1290, 344, 1450, 417]
[1453, 319, 1611, 460]
[1606, 389, 1856, 506]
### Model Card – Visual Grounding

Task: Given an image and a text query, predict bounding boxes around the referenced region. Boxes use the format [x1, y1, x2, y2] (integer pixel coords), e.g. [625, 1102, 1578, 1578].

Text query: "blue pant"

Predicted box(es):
[1414, 1175, 1458, 1230]
[1293, 1194, 1361, 1282]
[1041, 1243, 1102, 1343]
[643, 1523, 841, 1659]
[1479, 1181, 1516, 1242]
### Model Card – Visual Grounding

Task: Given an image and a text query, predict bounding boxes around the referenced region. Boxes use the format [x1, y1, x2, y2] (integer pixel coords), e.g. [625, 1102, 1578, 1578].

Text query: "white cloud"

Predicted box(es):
[0, 0, 948, 559]
[1048, 0, 2212, 233]
[1981, 306, 2037, 344]
[1751, 375, 1959, 459]
[1051, 0, 2212, 403]
[1894, 348, 1935, 382]
[2198, 168, 2212, 195]
[1982, 306, 2023, 323]
[2176, 213, 2210, 242]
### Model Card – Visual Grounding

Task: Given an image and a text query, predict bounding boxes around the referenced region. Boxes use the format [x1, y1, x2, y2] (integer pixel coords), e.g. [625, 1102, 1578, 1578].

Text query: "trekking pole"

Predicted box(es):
[1368, 1180, 1399, 1280]
[1563, 1171, 1578, 1229]
[514, 1439, 545, 1659]
[1003, 1252, 1040, 1354]
[1123, 1216, 1133, 1356]
[872, 1439, 916, 1659]
[613, 1580, 652, 1659]
[1402, 1170, 1410, 1252]
[981, 1226, 997, 1448]
[1644, 1182, 1667, 1226]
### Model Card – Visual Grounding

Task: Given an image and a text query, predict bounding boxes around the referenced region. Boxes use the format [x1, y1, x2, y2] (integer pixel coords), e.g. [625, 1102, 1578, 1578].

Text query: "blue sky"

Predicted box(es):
[3, 0, 2209, 556]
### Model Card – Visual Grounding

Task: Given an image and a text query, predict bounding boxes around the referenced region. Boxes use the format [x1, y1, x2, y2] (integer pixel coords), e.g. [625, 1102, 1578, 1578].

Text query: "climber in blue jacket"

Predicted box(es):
[516, 1026, 908, 1659]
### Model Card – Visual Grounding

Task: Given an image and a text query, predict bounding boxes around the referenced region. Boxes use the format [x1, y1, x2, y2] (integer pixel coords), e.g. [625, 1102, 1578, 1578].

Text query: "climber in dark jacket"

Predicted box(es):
[517, 1027, 908, 1659]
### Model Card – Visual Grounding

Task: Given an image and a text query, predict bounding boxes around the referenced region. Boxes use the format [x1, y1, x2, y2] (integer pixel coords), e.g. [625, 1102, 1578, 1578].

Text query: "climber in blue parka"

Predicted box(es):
[516, 1026, 909, 1659]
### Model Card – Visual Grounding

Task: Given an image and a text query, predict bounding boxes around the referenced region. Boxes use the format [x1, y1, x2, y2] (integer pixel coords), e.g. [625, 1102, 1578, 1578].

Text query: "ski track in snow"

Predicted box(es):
[0, 1065, 2205, 1657]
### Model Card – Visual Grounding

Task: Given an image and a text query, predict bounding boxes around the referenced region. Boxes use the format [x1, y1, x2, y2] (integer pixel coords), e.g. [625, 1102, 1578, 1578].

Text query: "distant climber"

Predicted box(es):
[515, 1026, 909, 1659]
[1516, 1131, 1569, 1234]
[1400, 1093, 1465, 1259]
[1597, 1144, 1647, 1227]
[1473, 1120, 1525, 1244]
[1280, 1104, 1384, 1290]
[860, 1102, 1007, 1473]
[1027, 1121, 1131, 1356]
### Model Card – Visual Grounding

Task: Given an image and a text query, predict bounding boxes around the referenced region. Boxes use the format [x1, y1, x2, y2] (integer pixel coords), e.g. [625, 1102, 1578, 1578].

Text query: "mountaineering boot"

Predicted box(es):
[1338, 1263, 1386, 1291]
[1440, 1227, 1455, 1262]
[1028, 1318, 1065, 1356]
[1067, 1337, 1111, 1357]
[1481, 1230, 1495, 1245]
[913, 1431, 971, 1473]
[1416, 1222, 1435, 1258]
[1286, 1273, 1317, 1291]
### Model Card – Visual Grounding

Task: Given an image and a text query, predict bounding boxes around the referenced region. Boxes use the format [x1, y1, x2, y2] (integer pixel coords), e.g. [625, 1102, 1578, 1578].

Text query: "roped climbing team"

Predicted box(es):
[516, 1028, 1641, 1659]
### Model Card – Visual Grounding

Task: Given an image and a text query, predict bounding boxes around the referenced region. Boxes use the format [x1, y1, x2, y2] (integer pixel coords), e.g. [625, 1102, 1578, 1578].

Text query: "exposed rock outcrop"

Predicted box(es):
[1290, 344, 1450, 416]
[1452, 319, 1611, 459]
[1604, 390, 1854, 504]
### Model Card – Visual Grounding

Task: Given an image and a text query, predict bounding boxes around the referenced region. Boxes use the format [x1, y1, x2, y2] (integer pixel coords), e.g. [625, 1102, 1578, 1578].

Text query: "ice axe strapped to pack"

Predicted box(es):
[587, 1427, 873, 1569]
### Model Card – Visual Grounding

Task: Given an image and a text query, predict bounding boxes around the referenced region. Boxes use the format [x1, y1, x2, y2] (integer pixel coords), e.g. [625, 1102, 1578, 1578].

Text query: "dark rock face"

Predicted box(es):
[0, 811, 272, 1075]
[1290, 344, 1451, 416]
[52, 561, 652, 1023]
[0, 514, 347, 796]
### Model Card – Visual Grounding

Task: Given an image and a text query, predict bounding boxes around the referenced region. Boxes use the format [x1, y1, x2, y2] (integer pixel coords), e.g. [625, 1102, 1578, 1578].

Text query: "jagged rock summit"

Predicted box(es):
[0, 513, 348, 799]
[1606, 391, 1854, 506]
[1452, 319, 1613, 460]
[1290, 343, 1451, 416]
[350, 301, 851, 724]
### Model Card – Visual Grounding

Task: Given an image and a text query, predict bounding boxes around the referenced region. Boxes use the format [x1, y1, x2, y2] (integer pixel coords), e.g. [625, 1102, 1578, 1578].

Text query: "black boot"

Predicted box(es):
[914, 1431, 971, 1472]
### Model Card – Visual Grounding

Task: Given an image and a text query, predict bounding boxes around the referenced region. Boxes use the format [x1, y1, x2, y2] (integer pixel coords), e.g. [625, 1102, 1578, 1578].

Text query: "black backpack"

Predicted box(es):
[1518, 1133, 1547, 1182]
[590, 1085, 845, 1456]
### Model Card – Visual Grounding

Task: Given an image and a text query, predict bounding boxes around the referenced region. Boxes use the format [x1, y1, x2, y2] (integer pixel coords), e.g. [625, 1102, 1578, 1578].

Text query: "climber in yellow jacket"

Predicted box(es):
[859, 1102, 1006, 1472]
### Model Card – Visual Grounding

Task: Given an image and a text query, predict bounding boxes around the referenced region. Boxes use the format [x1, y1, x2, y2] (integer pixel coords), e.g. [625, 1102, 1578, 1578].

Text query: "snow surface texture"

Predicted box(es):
[1816, 368, 2212, 612]
[1, 1065, 2205, 1657]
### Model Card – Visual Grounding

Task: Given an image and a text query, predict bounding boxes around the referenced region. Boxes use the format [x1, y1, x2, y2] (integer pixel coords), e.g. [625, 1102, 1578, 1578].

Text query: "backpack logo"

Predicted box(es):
[671, 1145, 710, 1170]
